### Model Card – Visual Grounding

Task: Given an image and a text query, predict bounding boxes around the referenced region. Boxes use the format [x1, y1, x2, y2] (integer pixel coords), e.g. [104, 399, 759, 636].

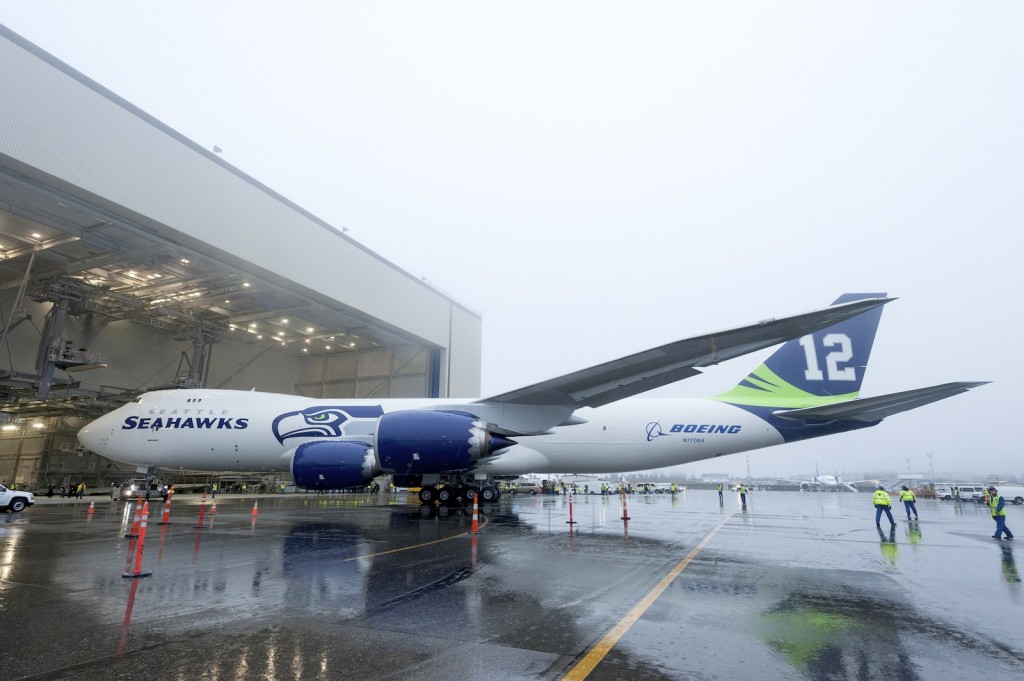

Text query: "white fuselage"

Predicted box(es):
[77, 389, 786, 475]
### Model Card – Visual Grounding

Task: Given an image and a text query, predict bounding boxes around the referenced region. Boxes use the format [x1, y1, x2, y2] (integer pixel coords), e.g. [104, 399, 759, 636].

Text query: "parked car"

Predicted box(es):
[0, 484, 34, 512]
[113, 479, 167, 501]
[514, 481, 544, 495]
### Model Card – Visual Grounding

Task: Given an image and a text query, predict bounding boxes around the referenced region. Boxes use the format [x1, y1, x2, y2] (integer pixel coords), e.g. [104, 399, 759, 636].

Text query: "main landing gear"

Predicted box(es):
[417, 480, 502, 505]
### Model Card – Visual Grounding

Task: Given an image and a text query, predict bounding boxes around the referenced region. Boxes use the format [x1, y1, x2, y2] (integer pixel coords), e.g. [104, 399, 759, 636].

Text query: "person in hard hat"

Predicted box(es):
[987, 486, 1015, 540]
[873, 485, 896, 528]
[898, 485, 919, 521]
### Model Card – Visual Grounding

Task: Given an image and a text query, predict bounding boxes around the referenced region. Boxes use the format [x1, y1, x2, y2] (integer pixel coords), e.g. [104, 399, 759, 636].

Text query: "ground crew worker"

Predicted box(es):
[898, 486, 919, 521]
[873, 485, 896, 527]
[717, 483, 724, 502]
[987, 486, 1015, 540]
[211, 482, 218, 499]
[952, 486, 960, 501]
[738, 484, 748, 507]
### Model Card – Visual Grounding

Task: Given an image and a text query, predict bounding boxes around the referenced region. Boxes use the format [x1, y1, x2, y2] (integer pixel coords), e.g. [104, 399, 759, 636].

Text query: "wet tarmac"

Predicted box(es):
[1, 490, 1021, 681]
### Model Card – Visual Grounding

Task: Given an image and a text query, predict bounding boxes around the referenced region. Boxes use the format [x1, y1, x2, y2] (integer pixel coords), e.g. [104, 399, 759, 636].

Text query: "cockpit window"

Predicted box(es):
[132, 397, 143, 403]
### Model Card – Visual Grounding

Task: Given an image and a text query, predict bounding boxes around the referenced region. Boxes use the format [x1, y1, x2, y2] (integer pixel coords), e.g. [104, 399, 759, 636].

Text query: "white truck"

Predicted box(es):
[0, 484, 34, 512]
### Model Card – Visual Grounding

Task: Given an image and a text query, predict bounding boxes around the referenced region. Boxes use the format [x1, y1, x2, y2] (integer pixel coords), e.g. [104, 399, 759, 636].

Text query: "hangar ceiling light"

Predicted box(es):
[0, 164, 423, 419]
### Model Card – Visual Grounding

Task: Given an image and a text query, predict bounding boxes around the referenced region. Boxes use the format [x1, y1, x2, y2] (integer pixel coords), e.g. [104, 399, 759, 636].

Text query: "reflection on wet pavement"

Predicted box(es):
[0, 491, 1021, 680]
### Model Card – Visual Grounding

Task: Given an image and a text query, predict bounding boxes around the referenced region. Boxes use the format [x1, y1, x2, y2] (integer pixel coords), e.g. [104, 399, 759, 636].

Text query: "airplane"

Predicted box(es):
[77, 293, 987, 504]
[791, 464, 874, 493]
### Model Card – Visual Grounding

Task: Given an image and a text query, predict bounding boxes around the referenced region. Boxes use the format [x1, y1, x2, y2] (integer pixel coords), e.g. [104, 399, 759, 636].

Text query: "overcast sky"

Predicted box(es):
[2, 3, 1020, 480]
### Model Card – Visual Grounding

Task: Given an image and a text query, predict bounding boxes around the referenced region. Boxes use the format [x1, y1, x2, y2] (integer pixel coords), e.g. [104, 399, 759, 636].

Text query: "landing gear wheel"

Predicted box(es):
[437, 487, 452, 503]
[480, 486, 499, 503]
[418, 486, 436, 504]
[464, 488, 477, 502]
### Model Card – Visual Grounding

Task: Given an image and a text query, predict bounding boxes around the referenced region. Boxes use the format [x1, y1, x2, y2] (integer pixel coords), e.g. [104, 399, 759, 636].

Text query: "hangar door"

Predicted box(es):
[294, 344, 439, 399]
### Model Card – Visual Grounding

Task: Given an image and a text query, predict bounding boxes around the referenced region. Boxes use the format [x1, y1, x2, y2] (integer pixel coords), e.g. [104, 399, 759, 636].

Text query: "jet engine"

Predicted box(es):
[374, 410, 515, 474]
[290, 440, 380, 490]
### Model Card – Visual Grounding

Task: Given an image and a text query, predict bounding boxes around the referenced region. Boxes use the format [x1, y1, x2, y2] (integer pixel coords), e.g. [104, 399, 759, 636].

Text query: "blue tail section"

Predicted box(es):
[716, 293, 887, 409]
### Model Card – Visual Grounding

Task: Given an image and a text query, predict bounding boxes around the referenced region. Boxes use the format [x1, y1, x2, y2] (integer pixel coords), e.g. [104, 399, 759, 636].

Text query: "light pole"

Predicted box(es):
[927, 452, 935, 482]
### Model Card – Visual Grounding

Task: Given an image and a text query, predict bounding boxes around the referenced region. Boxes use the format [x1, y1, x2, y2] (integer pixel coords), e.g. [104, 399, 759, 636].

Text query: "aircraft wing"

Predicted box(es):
[772, 381, 989, 423]
[453, 297, 893, 435]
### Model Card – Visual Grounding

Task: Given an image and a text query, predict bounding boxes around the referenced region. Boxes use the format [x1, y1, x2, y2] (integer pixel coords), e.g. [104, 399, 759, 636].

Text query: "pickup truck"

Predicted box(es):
[0, 484, 34, 512]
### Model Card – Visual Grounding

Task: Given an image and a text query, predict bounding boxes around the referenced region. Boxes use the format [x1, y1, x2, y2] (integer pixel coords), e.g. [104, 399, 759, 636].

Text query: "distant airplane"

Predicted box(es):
[77, 294, 986, 504]
[791, 464, 874, 493]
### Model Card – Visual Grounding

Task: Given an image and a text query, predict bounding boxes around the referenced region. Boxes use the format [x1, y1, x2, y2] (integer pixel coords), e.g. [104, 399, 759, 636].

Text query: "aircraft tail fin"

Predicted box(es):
[715, 293, 887, 409]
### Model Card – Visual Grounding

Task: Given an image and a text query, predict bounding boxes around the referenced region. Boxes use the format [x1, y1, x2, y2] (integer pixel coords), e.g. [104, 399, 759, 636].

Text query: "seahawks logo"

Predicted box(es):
[272, 405, 384, 443]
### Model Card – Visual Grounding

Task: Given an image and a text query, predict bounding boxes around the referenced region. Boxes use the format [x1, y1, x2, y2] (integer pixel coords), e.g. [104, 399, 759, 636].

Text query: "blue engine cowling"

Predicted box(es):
[290, 440, 380, 490]
[374, 410, 515, 474]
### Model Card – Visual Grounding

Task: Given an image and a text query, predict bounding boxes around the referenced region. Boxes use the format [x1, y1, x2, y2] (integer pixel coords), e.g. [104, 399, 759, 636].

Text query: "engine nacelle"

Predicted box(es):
[374, 410, 514, 474]
[290, 441, 380, 490]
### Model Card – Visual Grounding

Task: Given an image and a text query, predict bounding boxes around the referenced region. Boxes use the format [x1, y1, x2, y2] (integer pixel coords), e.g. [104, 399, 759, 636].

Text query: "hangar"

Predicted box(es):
[0, 25, 482, 489]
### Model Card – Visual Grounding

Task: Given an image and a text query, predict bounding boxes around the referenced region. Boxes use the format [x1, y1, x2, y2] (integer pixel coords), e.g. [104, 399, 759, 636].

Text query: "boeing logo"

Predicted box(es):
[670, 423, 742, 434]
[646, 422, 668, 442]
[646, 421, 743, 441]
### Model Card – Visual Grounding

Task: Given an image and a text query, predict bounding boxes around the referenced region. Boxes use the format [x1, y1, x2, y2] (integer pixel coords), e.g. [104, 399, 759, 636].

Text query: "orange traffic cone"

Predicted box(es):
[251, 500, 259, 516]
[87, 501, 95, 514]
[469, 495, 479, 535]
[211, 500, 217, 514]
[157, 495, 172, 525]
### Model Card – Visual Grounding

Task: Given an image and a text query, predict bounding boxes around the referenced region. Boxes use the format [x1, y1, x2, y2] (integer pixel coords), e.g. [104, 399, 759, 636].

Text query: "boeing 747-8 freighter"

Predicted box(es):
[78, 294, 986, 503]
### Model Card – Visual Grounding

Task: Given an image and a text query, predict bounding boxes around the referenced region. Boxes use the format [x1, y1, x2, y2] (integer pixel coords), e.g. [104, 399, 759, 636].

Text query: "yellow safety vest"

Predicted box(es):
[873, 490, 891, 507]
[990, 494, 1007, 517]
[899, 490, 915, 502]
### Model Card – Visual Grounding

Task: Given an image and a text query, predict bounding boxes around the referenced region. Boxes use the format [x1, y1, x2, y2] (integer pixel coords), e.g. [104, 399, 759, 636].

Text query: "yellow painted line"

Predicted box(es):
[562, 511, 736, 681]
[342, 514, 488, 561]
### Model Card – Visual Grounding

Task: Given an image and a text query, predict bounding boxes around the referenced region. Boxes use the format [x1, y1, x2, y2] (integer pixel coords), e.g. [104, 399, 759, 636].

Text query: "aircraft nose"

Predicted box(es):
[78, 413, 113, 453]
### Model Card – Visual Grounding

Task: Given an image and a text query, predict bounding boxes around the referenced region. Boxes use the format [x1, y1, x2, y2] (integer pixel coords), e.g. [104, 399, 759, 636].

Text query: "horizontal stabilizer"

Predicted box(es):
[772, 381, 989, 423]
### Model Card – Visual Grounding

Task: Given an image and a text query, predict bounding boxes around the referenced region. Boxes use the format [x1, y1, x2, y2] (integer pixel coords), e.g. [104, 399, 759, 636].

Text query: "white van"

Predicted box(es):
[993, 485, 1024, 505]
[950, 484, 988, 502]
